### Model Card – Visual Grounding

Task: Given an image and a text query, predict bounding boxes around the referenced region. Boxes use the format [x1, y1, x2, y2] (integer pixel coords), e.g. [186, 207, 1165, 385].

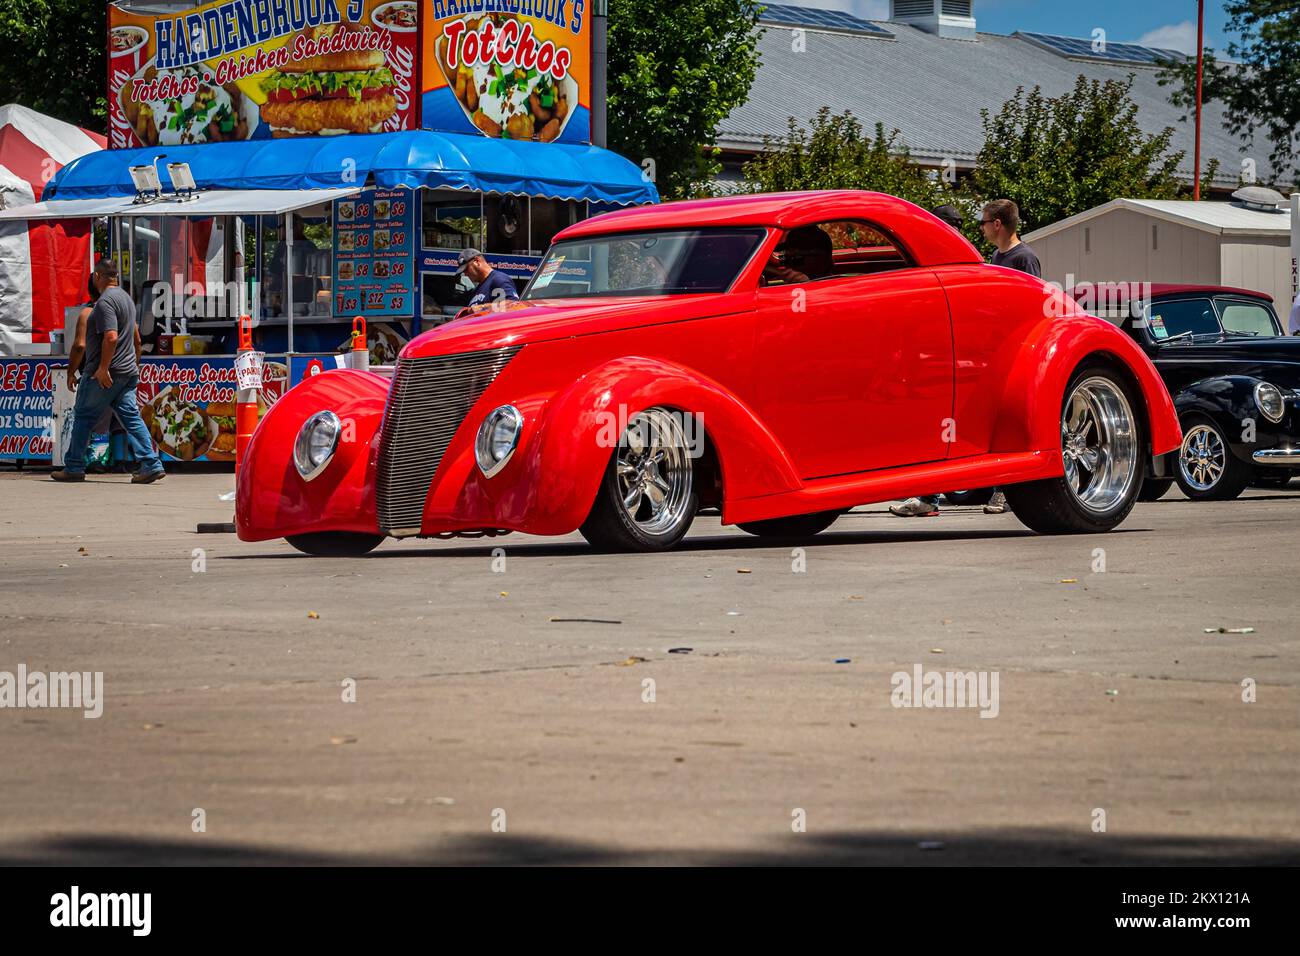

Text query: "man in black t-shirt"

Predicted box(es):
[981, 199, 1041, 277]
[52, 260, 165, 484]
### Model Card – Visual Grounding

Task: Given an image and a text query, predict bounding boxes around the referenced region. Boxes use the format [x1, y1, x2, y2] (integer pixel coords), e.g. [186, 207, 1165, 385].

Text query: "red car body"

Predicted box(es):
[237, 190, 1181, 550]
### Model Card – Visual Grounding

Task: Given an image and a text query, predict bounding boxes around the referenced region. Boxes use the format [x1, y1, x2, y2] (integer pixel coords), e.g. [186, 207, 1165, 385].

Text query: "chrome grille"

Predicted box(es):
[375, 346, 522, 535]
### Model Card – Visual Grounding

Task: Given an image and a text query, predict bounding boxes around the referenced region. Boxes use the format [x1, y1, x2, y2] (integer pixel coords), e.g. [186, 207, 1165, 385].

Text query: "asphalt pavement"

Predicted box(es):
[0, 469, 1296, 865]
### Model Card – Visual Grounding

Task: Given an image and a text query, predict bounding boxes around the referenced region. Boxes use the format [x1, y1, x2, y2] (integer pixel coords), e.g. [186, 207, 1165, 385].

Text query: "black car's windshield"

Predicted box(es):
[1218, 299, 1282, 336]
[522, 228, 767, 299]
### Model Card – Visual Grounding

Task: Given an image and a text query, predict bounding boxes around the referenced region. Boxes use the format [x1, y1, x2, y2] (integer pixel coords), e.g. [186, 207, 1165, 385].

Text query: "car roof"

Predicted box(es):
[553, 190, 984, 267]
[1068, 283, 1274, 304]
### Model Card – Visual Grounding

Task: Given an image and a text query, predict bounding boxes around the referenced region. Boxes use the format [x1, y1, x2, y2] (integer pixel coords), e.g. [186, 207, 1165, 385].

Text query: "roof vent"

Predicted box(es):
[1231, 185, 1286, 212]
[890, 0, 976, 40]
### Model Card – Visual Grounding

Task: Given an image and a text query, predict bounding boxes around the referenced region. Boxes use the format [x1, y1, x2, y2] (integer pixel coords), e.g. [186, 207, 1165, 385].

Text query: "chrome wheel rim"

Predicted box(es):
[616, 408, 693, 536]
[1061, 376, 1138, 513]
[1179, 424, 1226, 491]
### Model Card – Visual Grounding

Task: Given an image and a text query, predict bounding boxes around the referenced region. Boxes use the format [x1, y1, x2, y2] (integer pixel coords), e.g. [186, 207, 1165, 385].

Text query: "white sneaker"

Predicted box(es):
[982, 491, 1009, 514]
[890, 497, 939, 517]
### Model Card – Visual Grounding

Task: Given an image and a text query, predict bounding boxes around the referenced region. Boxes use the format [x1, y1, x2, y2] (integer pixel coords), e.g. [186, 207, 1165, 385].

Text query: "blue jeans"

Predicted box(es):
[65, 373, 162, 476]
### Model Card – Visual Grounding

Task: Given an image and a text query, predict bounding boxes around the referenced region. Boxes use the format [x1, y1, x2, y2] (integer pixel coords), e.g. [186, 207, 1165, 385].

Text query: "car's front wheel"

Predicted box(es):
[286, 531, 384, 556]
[1138, 477, 1174, 501]
[1005, 365, 1143, 533]
[580, 407, 698, 552]
[1174, 415, 1251, 501]
[737, 510, 840, 538]
[942, 488, 996, 506]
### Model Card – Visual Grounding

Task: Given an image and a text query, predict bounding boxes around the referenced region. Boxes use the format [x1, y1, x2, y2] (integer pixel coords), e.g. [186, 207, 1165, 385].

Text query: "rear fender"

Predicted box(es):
[990, 317, 1181, 459]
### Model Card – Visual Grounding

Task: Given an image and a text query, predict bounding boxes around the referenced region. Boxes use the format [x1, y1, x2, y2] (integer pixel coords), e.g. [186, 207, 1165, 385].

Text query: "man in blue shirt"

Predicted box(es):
[456, 248, 519, 308]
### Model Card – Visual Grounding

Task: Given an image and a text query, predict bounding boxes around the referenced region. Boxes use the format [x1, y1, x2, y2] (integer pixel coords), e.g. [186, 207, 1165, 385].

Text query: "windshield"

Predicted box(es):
[1217, 299, 1281, 336]
[522, 227, 768, 299]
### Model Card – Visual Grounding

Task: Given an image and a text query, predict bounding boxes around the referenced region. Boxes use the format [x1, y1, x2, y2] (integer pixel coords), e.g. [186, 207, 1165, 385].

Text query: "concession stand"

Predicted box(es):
[0, 0, 656, 466]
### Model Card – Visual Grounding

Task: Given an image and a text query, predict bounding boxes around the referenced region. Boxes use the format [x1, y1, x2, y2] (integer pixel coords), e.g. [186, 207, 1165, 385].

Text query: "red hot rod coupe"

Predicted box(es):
[237, 190, 1181, 555]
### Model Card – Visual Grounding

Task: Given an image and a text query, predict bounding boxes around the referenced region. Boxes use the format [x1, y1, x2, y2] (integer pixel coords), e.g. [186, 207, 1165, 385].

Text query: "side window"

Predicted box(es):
[1217, 299, 1280, 337]
[761, 219, 911, 287]
[1145, 298, 1219, 340]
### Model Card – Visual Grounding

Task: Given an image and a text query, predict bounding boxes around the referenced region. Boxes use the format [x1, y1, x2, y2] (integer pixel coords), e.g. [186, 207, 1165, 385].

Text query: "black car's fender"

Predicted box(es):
[1172, 375, 1295, 463]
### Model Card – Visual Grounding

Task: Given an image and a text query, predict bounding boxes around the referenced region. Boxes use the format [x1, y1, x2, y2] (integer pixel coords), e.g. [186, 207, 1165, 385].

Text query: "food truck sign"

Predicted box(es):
[422, 1, 592, 144]
[107, 0, 419, 149]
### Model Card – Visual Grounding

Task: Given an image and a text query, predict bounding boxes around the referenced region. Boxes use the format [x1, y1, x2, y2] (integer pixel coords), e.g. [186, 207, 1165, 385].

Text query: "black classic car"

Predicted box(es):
[1077, 284, 1299, 500]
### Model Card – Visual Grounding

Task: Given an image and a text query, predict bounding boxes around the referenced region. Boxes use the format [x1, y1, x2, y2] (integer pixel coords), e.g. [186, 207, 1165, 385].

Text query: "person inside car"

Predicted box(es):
[762, 224, 833, 285]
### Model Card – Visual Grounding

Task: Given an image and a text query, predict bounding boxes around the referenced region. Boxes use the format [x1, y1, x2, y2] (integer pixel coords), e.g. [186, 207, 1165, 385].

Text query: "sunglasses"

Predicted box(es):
[978, 219, 998, 226]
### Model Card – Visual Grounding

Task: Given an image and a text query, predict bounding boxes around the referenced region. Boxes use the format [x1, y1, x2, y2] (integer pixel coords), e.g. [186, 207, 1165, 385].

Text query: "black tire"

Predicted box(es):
[1004, 363, 1144, 534]
[1173, 414, 1252, 501]
[286, 531, 384, 556]
[580, 407, 699, 552]
[1137, 478, 1174, 501]
[941, 488, 996, 506]
[737, 510, 840, 538]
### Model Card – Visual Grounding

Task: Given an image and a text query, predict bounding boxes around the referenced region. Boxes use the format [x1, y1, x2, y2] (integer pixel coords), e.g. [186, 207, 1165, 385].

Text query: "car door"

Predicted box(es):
[751, 219, 954, 480]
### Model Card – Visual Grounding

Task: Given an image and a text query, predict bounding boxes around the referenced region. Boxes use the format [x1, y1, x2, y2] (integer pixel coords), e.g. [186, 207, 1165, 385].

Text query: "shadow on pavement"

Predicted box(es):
[5, 829, 1299, 866]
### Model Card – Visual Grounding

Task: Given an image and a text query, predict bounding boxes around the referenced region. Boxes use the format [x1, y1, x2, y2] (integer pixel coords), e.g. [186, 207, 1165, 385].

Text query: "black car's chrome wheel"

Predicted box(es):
[1173, 415, 1251, 501]
[1005, 365, 1144, 533]
[581, 407, 699, 551]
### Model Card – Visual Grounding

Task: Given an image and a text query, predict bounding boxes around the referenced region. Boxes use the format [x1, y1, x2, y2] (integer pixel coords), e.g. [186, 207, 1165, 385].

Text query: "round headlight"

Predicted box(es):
[475, 405, 523, 478]
[1254, 382, 1285, 423]
[293, 410, 341, 481]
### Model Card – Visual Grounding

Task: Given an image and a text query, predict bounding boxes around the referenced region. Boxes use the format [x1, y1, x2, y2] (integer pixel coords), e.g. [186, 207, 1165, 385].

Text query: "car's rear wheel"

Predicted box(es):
[286, 531, 384, 556]
[737, 510, 840, 538]
[1138, 477, 1174, 501]
[941, 488, 996, 506]
[580, 407, 698, 552]
[1005, 365, 1143, 533]
[1174, 415, 1251, 501]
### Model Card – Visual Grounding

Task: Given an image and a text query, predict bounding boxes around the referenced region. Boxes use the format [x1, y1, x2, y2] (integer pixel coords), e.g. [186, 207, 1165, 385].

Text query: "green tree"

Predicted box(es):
[741, 108, 954, 210]
[608, 0, 762, 199]
[1157, 1, 1300, 187]
[0, 0, 107, 129]
[969, 75, 1196, 235]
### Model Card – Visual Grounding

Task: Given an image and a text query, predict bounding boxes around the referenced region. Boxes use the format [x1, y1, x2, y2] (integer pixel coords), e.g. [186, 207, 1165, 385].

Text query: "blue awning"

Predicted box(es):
[45, 130, 659, 206]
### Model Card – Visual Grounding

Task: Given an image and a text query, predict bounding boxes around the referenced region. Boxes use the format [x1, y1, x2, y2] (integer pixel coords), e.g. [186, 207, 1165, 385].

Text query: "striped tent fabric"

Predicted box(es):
[0, 104, 104, 353]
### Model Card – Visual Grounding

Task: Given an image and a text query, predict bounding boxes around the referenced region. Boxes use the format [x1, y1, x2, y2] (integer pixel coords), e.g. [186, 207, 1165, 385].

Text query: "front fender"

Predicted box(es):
[236, 370, 388, 541]
[501, 356, 803, 534]
[1174, 375, 1284, 462]
[991, 316, 1181, 459]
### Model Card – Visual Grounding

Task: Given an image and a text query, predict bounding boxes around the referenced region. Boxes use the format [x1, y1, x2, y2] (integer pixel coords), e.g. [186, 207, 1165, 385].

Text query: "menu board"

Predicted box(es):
[333, 188, 417, 317]
[422, 0, 592, 144]
[107, 0, 419, 150]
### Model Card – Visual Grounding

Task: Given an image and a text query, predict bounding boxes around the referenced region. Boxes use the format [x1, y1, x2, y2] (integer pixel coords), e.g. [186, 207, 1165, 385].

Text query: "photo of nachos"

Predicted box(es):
[120, 64, 255, 146]
[260, 24, 397, 137]
[437, 14, 578, 143]
[141, 389, 215, 461]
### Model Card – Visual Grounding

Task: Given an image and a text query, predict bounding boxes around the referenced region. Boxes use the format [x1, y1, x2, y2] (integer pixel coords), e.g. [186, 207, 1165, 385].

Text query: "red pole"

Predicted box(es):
[1194, 0, 1205, 201]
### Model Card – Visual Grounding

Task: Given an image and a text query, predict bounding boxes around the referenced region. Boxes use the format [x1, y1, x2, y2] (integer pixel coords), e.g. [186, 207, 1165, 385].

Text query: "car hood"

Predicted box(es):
[402, 294, 751, 358]
[1156, 335, 1300, 387]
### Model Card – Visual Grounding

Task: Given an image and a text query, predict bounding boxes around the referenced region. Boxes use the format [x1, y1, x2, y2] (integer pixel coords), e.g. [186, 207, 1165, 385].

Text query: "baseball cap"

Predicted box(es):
[455, 248, 483, 275]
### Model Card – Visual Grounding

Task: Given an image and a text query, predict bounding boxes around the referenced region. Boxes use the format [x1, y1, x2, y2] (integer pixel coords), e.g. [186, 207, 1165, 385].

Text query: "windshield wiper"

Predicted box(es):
[1159, 330, 1197, 344]
[1220, 329, 1260, 337]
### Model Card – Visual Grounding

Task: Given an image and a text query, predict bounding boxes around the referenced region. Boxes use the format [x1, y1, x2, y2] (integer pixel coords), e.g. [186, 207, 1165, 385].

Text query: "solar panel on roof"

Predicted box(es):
[1016, 31, 1187, 66]
[759, 3, 894, 37]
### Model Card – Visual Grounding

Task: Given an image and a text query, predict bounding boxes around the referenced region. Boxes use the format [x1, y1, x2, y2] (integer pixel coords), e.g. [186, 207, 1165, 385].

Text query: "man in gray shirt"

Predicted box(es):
[52, 259, 165, 483]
